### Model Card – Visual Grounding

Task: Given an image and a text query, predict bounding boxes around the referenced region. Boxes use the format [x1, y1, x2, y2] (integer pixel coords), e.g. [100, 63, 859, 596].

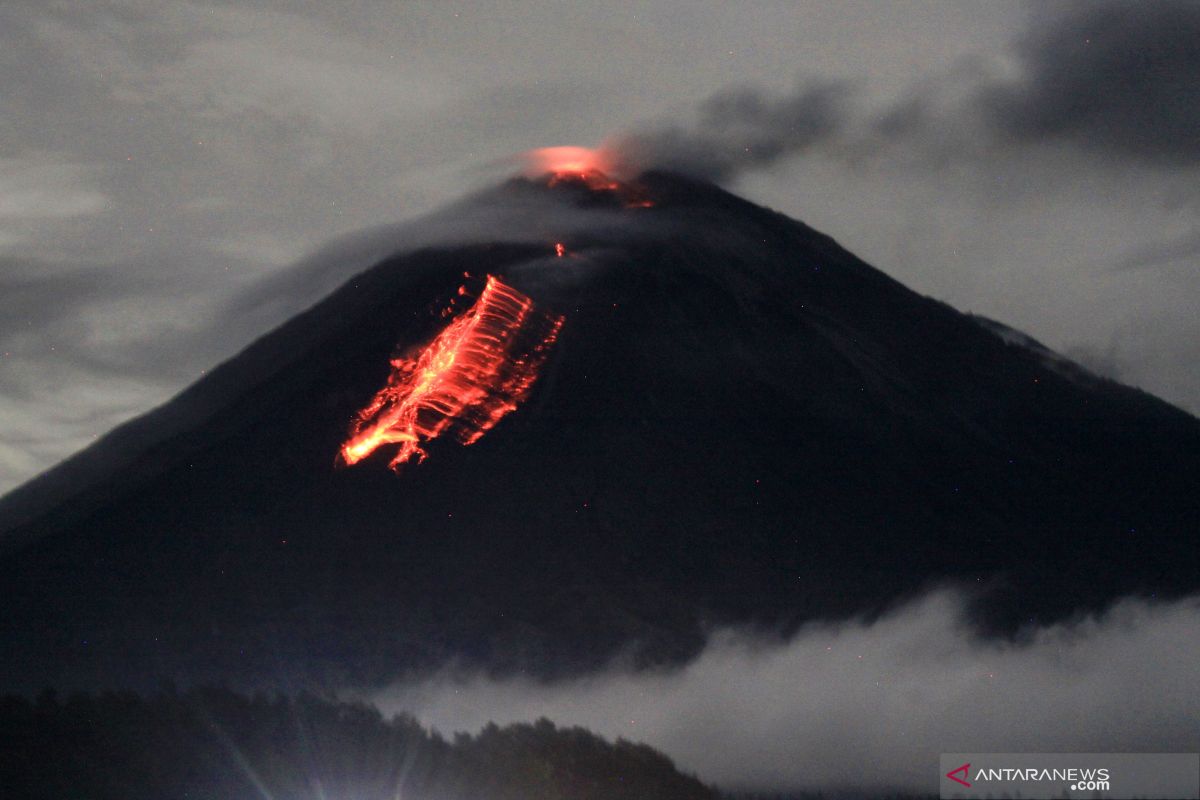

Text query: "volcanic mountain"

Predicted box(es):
[1, 169, 1197, 691]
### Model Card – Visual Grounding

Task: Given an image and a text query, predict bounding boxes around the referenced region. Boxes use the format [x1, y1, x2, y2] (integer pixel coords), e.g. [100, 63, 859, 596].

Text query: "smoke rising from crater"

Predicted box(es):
[611, 2, 1200, 182]
[610, 80, 851, 182]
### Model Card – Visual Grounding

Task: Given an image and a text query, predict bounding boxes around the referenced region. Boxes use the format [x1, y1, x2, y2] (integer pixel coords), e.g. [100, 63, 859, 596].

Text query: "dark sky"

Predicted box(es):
[2, 0, 1199, 493]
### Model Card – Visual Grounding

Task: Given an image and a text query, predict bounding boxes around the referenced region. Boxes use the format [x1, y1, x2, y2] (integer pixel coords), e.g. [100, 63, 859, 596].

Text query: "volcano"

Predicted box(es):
[1, 169, 1197, 691]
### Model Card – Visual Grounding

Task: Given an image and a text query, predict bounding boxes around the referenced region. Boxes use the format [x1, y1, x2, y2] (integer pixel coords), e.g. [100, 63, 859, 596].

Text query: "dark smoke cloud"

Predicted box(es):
[612, 80, 851, 182]
[615, 3, 1200, 183]
[980, 1, 1200, 164]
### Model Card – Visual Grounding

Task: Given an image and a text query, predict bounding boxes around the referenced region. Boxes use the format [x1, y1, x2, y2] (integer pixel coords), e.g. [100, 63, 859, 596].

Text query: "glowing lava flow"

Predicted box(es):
[339, 276, 563, 471]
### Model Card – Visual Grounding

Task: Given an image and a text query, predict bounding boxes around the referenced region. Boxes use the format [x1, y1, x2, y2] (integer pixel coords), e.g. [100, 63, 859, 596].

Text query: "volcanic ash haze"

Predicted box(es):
[0, 155, 1198, 692]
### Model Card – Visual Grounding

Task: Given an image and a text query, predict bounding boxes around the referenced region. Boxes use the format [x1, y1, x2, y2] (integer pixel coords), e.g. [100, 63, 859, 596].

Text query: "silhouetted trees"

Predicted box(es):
[0, 686, 717, 800]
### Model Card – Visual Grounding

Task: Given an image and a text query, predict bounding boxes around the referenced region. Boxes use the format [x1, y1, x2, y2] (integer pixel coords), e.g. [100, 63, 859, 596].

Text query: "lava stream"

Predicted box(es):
[339, 276, 563, 471]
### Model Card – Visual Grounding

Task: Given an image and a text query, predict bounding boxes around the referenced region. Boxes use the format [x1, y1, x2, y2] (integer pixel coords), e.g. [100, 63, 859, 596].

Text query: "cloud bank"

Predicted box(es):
[373, 590, 1200, 793]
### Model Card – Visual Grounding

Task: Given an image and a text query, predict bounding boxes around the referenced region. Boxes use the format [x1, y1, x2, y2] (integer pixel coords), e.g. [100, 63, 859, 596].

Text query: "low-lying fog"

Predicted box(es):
[372, 589, 1200, 792]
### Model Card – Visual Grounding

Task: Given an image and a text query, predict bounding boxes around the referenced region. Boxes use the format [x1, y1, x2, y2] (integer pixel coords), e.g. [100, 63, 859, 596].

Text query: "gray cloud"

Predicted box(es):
[0, 158, 108, 221]
[0, 156, 110, 250]
[980, 1, 1200, 164]
[373, 590, 1200, 793]
[0, 252, 251, 490]
[613, 2, 1200, 183]
[1111, 229, 1200, 271]
[611, 80, 851, 182]
[0, 251, 242, 378]
[0, 259, 115, 342]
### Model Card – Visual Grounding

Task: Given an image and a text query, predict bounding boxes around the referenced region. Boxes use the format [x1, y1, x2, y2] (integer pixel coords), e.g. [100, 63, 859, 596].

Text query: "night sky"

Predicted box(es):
[2, 1, 1199, 494]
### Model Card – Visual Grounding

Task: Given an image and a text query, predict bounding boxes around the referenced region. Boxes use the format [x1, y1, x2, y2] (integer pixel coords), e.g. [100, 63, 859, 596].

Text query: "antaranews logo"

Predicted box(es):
[945, 763, 970, 788]
[939, 753, 1199, 799]
[949, 764, 1110, 791]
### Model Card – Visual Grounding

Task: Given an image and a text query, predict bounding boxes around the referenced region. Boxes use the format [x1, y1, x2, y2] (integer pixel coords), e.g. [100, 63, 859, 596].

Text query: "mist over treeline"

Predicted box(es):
[0, 686, 717, 800]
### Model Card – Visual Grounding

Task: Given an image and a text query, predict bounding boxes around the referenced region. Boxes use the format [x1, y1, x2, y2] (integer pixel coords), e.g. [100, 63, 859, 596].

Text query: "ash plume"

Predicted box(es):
[610, 80, 851, 182]
[609, 2, 1200, 182]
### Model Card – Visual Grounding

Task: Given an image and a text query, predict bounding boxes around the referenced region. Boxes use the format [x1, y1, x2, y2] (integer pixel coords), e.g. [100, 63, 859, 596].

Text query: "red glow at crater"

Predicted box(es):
[525, 146, 614, 178]
[339, 276, 563, 471]
[523, 145, 654, 207]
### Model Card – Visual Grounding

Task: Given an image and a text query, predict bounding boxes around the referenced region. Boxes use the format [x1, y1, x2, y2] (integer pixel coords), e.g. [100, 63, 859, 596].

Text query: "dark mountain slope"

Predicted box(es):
[1, 171, 1196, 691]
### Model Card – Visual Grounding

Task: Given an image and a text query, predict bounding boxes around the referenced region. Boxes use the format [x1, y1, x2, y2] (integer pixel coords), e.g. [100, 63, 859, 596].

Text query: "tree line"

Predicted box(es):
[0, 686, 718, 800]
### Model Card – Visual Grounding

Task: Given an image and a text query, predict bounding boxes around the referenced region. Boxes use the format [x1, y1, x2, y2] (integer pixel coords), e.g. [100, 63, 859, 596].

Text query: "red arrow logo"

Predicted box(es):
[946, 763, 971, 787]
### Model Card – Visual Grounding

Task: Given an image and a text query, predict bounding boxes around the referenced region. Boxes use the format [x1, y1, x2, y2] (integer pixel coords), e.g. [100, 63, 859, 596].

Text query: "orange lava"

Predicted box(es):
[548, 170, 622, 191]
[523, 145, 651, 201]
[555, 242, 565, 257]
[339, 276, 563, 471]
[525, 145, 614, 177]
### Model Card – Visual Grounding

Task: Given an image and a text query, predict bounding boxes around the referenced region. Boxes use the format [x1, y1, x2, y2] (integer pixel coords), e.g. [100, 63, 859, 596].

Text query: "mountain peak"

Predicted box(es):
[1, 175, 1197, 690]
